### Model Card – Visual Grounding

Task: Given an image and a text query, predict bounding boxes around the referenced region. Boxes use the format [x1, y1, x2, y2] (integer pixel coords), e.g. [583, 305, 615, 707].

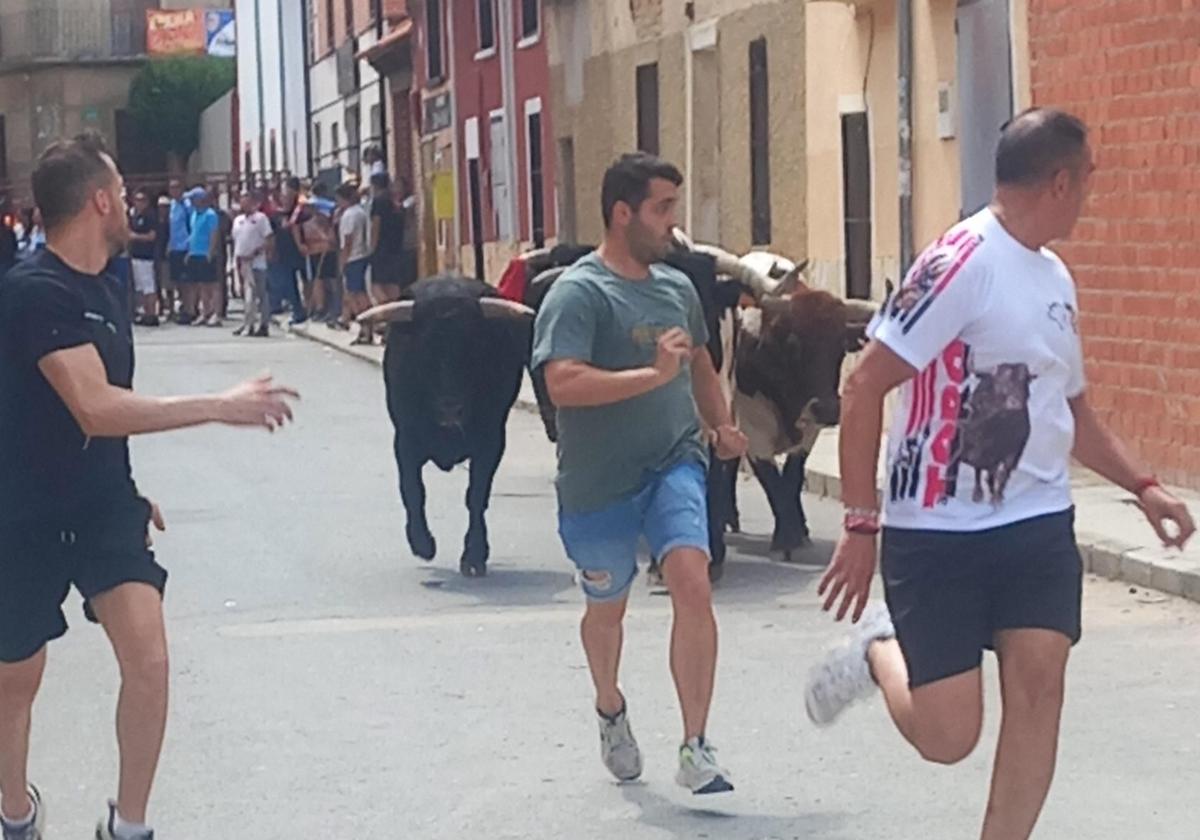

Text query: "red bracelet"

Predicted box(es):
[1132, 476, 1161, 498]
[844, 510, 881, 536]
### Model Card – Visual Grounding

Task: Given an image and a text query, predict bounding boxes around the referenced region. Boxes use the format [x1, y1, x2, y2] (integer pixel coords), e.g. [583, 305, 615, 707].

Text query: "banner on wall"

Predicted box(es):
[146, 9, 236, 57]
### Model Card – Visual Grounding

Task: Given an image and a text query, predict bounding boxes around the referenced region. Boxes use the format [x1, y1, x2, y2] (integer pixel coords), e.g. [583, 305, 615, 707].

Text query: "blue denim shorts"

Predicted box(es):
[558, 460, 710, 602]
[345, 257, 370, 294]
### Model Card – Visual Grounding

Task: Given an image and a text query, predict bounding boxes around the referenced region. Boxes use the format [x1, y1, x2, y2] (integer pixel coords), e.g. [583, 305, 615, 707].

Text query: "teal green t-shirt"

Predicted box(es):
[531, 252, 709, 514]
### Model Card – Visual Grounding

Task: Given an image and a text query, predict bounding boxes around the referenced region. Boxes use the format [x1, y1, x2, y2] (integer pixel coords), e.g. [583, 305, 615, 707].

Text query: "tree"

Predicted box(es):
[128, 57, 235, 169]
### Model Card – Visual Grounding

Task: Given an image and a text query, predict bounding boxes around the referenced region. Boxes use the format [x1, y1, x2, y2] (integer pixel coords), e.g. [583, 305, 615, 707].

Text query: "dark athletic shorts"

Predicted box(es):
[881, 508, 1083, 689]
[0, 499, 169, 663]
[168, 250, 188, 285]
[184, 255, 215, 285]
[309, 252, 338, 281]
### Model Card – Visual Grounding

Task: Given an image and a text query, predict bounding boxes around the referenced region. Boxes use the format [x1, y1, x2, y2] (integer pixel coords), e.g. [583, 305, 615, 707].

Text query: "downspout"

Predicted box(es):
[301, 0, 314, 176]
[375, 0, 388, 164]
[277, 0, 290, 172]
[897, 0, 915, 274]
[253, 0, 267, 173]
[446, 0, 462, 269]
[497, 0, 520, 247]
[684, 29, 694, 234]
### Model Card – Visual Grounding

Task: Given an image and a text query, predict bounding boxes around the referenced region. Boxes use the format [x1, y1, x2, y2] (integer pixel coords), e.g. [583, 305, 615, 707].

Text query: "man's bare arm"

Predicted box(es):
[39, 345, 298, 437]
[544, 359, 667, 408]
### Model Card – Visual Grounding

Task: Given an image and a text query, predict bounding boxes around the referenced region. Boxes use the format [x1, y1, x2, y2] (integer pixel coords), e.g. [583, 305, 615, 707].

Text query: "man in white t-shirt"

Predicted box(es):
[231, 190, 273, 337]
[334, 182, 374, 343]
[805, 108, 1194, 839]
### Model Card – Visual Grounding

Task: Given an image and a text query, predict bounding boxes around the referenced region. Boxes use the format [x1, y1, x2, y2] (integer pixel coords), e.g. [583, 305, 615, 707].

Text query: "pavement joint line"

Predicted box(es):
[289, 320, 1199, 606]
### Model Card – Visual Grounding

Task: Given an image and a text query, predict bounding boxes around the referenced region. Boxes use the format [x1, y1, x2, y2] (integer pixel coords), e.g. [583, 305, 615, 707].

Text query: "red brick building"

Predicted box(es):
[1028, 0, 1200, 488]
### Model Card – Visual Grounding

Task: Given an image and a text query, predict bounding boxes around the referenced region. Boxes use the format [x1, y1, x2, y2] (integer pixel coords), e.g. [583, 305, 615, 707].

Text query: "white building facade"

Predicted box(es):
[236, 0, 310, 176]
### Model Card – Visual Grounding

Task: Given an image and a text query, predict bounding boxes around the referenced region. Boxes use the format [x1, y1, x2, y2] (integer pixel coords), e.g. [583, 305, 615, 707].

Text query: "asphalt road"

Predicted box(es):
[26, 325, 1200, 839]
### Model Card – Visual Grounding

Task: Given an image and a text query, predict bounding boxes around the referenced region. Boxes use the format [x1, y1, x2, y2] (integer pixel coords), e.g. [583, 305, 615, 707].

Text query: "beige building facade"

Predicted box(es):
[547, 0, 807, 261]
[803, 0, 1032, 299]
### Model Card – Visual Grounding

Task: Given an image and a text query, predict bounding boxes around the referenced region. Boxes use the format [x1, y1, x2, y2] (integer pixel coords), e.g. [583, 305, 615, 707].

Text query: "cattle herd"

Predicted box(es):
[359, 231, 880, 580]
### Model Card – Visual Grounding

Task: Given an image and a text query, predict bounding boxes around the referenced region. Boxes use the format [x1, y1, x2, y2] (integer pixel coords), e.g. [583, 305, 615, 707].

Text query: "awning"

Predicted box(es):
[357, 18, 413, 65]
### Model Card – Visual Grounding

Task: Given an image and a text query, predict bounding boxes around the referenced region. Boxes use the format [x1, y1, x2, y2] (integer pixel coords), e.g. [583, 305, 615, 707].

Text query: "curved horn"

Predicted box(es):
[480, 298, 536, 319]
[777, 259, 809, 296]
[844, 299, 878, 324]
[692, 243, 782, 298]
[671, 226, 695, 252]
[357, 301, 415, 325]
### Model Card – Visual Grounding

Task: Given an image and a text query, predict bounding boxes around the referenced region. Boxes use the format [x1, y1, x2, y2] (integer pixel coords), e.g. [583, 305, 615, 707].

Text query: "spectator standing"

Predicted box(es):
[184, 188, 222, 327]
[335, 182, 373, 342]
[127, 190, 159, 327]
[396, 176, 420, 291]
[166, 179, 192, 323]
[298, 182, 340, 326]
[266, 178, 307, 325]
[213, 192, 234, 320]
[231, 190, 273, 338]
[368, 173, 405, 306]
[154, 196, 174, 319]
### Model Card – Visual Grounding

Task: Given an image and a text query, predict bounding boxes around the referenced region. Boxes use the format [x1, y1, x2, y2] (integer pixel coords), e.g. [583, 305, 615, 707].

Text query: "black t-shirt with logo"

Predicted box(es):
[0, 249, 141, 526]
[129, 209, 157, 260]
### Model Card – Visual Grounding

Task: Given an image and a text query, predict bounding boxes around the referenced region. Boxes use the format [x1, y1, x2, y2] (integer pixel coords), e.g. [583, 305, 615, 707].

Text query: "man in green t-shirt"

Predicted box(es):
[531, 153, 747, 795]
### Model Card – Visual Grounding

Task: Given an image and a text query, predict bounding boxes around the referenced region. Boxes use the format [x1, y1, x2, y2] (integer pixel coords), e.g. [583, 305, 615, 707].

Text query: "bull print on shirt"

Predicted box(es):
[888, 344, 1036, 508]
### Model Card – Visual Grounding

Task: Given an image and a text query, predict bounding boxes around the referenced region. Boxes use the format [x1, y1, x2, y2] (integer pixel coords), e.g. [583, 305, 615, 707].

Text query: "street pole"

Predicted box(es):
[898, 0, 915, 275]
[277, 0, 290, 172]
[497, 0, 520, 246]
[254, 0, 267, 177]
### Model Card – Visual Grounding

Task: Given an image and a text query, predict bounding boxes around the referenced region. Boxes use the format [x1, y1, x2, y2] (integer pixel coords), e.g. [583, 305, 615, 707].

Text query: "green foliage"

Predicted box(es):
[128, 57, 235, 161]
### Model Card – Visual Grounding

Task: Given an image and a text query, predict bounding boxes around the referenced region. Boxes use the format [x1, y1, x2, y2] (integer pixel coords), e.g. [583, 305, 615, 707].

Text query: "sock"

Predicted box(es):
[111, 806, 152, 840]
[1, 795, 35, 830]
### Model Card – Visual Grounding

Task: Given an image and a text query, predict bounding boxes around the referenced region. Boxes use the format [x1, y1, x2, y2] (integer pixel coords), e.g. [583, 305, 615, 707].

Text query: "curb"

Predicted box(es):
[292, 322, 1199, 605]
[287, 321, 544, 415]
[802, 466, 1200, 604]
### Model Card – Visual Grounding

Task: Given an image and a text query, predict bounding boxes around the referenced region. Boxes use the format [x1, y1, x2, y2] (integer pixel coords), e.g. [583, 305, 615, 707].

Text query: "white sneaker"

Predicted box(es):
[805, 602, 896, 727]
[597, 704, 643, 782]
[1, 785, 45, 840]
[95, 800, 153, 840]
[676, 736, 734, 794]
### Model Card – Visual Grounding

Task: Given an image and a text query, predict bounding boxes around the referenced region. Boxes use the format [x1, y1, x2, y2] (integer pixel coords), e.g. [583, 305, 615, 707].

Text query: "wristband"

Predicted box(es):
[843, 507, 881, 536]
[1132, 476, 1161, 498]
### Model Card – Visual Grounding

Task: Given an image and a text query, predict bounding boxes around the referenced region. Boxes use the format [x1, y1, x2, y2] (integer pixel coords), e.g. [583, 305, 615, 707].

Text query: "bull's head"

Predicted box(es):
[671, 228, 805, 300]
[966, 358, 1037, 412]
[359, 292, 534, 431]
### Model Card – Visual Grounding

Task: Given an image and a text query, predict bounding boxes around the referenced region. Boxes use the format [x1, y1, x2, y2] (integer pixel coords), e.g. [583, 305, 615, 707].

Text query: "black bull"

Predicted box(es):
[375, 276, 533, 577]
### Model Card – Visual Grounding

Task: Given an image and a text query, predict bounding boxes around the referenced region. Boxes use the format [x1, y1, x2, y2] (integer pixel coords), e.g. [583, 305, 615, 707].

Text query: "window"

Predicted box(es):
[325, 0, 335, 50]
[521, 0, 539, 41]
[269, 131, 278, 172]
[426, 0, 445, 82]
[842, 111, 873, 300]
[0, 115, 7, 183]
[749, 37, 771, 245]
[244, 145, 253, 177]
[313, 122, 323, 163]
[526, 100, 545, 248]
[332, 122, 341, 162]
[635, 63, 659, 156]
[346, 105, 361, 172]
[477, 0, 495, 53]
[489, 111, 513, 241]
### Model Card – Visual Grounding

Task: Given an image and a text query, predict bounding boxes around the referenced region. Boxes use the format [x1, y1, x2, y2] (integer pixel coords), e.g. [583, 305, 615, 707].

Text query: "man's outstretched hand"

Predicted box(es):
[217, 374, 300, 432]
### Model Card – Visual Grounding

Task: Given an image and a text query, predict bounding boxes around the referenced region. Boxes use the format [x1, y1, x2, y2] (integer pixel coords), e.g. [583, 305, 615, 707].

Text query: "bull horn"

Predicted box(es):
[671, 226, 695, 252]
[357, 301, 415, 325]
[692, 243, 782, 298]
[480, 298, 536, 319]
[844, 299, 878, 324]
[778, 259, 809, 296]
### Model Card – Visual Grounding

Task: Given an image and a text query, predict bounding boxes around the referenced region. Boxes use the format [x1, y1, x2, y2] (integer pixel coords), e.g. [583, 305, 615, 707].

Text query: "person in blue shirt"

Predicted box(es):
[184, 188, 222, 327]
[166, 180, 192, 323]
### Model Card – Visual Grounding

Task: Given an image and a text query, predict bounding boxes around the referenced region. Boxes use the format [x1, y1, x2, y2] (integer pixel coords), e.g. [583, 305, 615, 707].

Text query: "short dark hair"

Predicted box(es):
[285, 176, 302, 192]
[369, 171, 391, 190]
[32, 131, 115, 231]
[335, 181, 359, 202]
[600, 152, 683, 228]
[311, 180, 330, 198]
[995, 108, 1089, 186]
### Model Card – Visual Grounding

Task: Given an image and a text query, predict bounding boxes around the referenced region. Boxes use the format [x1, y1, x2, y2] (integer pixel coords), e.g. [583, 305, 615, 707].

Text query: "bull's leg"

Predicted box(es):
[704, 451, 729, 582]
[394, 432, 436, 560]
[749, 458, 792, 556]
[781, 452, 812, 553]
[461, 431, 505, 577]
[726, 459, 741, 534]
[973, 467, 985, 504]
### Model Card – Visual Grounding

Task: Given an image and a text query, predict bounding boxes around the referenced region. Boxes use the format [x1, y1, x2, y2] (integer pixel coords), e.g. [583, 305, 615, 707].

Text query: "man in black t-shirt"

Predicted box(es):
[127, 190, 159, 326]
[368, 172, 406, 304]
[0, 133, 299, 840]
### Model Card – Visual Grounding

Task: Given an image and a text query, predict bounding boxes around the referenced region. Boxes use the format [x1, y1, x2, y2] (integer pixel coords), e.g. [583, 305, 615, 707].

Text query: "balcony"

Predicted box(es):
[0, 6, 151, 68]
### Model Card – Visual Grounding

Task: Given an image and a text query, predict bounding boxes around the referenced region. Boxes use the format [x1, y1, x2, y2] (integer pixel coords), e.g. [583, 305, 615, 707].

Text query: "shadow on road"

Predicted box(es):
[416, 564, 578, 608]
[619, 783, 847, 840]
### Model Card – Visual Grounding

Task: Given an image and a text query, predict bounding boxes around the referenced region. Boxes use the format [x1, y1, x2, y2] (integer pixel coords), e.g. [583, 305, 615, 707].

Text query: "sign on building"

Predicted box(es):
[147, 9, 236, 57]
[423, 94, 452, 136]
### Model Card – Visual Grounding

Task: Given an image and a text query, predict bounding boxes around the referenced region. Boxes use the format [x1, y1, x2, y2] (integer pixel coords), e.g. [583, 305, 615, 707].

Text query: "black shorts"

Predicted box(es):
[309, 252, 338, 281]
[0, 500, 168, 663]
[184, 255, 215, 285]
[168, 250, 188, 285]
[881, 508, 1083, 689]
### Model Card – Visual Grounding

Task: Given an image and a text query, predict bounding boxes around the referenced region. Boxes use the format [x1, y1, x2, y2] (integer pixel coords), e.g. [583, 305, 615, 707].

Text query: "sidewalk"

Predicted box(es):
[292, 320, 1200, 604]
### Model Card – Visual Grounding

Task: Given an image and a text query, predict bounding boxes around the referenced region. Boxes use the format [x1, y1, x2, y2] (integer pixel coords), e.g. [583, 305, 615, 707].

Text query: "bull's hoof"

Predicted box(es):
[407, 526, 437, 561]
[460, 558, 488, 578]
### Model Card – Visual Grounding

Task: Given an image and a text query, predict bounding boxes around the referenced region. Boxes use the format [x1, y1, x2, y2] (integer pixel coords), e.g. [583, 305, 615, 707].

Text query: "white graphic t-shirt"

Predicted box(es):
[869, 207, 1086, 532]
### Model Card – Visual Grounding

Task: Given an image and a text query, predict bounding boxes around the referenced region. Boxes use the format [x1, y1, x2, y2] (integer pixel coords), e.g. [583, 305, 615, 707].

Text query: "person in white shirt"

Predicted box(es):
[805, 108, 1195, 840]
[230, 190, 273, 337]
[334, 182, 374, 344]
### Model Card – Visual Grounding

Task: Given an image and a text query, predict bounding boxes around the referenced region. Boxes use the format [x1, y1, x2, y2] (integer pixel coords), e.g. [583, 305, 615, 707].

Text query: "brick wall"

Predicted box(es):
[1028, 0, 1200, 488]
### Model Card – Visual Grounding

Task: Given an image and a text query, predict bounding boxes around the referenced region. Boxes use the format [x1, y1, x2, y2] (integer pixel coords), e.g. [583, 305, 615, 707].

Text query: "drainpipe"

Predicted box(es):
[253, 0, 267, 174]
[374, 0, 388, 165]
[446, 0, 462, 269]
[497, 0, 521, 247]
[301, 0, 314, 176]
[277, 0, 290, 172]
[897, 0, 915, 274]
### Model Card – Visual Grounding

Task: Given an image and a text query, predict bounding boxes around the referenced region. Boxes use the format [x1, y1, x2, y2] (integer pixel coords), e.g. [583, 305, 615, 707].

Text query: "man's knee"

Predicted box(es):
[915, 717, 983, 765]
[996, 630, 1069, 715]
[662, 549, 713, 609]
[118, 644, 169, 689]
[582, 595, 627, 630]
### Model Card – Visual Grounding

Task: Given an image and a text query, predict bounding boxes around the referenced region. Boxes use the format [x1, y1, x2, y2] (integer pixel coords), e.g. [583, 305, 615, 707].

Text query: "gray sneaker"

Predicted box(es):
[597, 703, 643, 782]
[95, 801, 153, 840]
[805, 602, 896, 726]
[676, 736, 734, 794]
[1, 785, 44, 840]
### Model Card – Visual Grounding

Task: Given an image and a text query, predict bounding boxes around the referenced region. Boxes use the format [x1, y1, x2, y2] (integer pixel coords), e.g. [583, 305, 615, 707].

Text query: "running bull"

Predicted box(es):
[358, 276, 535, 577]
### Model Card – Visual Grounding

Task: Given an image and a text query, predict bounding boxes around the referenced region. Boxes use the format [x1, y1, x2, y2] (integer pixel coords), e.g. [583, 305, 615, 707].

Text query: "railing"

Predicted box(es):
[0, 6, 151, 65]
